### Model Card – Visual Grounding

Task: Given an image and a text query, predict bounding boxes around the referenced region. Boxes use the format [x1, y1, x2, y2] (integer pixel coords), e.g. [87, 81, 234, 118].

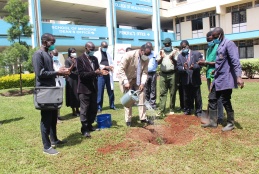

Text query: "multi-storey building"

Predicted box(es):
[0, 0, 258, 58]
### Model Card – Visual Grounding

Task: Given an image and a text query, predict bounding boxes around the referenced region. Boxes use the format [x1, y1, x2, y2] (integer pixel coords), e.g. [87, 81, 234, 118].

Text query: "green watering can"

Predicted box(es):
[120, 90, 140, 108]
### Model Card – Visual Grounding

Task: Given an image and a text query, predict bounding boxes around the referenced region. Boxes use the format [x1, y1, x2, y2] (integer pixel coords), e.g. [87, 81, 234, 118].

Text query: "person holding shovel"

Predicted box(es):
[201, 27, 244, 131]
[119, 44, 154, 127]
[198, 31, 224, 125]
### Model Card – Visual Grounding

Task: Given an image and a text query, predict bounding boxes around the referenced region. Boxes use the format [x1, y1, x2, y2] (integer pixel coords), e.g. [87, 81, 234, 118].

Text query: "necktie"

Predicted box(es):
[136, 57, 141, 86]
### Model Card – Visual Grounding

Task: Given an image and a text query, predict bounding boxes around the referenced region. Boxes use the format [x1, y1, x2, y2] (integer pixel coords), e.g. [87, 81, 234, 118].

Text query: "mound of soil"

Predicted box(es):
[0, 89, 34, 97]
[127, 115, 200, 145]
[98, 115, 202, 155]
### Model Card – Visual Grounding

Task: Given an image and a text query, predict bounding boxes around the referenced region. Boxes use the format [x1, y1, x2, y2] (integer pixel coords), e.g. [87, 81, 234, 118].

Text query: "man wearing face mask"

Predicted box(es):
[201, 27, 244, 131]
[119, 44, 153, 127]
[94, 41, 115, 113]
[32, 33, 70, 155]
[198, 31, 224, 125]
[177, 40, 203, 117]
[77, 42, 109, 137]
[156, 38, 180, 118]
[144, 42, 158, 110]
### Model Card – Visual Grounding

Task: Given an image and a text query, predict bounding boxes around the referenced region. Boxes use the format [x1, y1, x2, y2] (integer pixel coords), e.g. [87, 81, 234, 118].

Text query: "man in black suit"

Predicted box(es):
[77, 42, 108, 137]
[177, 40, 203, 116]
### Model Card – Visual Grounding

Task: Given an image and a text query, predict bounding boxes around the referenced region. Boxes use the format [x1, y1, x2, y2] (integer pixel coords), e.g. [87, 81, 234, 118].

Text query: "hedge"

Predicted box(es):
[240, 58, 259, 78]
[0, 73, 35, 90]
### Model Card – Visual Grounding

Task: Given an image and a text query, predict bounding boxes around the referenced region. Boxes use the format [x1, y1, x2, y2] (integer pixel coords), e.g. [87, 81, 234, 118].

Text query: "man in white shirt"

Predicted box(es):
[94, 41, 115, 113]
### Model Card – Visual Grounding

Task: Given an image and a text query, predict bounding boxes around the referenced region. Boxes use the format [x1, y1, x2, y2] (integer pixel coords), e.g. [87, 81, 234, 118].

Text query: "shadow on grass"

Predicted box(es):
[130, 116, 146, 127]
[59, 113, 78, 121]
[102, 103, 124, 111]
[110, 120, 123, 129]
[0, 117, 24, 125]
[234, 121, 243, 129]
[59, 132, 84, 148]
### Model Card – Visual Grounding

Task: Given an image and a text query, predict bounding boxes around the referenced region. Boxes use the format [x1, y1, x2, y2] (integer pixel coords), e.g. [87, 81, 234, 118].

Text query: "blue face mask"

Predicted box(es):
[164, 46, 172, 52]
[89, 51, 95, 56]
[52, 56, 58, 61]
[207, 41, 215, 48]
[182, 48, 189, 54]
[213, 33, 221, 44]
[101, 48, 107, 52]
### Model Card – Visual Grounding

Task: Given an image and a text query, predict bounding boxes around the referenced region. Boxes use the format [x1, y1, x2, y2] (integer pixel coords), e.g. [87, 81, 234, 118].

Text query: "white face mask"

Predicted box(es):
[71, 53, 77, 58]
[141, 55, 149, 61]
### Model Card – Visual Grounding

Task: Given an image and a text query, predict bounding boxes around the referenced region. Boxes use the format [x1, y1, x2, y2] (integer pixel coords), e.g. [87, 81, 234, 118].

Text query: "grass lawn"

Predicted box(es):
[0, 80, 258, 173]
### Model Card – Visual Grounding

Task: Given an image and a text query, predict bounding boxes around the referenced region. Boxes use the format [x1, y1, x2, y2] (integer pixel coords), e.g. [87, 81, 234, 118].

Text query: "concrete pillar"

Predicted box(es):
[106, 0, 114, 46]
[152, 0, 161, 53]
[28, 0, 37, 48]
[28, 0, 42, 48]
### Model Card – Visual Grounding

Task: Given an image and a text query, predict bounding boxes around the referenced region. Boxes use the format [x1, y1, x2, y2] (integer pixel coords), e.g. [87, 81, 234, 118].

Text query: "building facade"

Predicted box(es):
[0, 0, 258, 58]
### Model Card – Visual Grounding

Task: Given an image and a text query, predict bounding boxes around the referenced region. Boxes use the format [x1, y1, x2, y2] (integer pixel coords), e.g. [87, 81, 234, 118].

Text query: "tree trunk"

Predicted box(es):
[19, 63, 22, 95]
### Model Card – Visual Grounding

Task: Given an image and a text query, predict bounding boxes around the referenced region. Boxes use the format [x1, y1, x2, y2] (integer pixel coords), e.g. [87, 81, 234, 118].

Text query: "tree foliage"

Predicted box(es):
[3, 0, 32, 43]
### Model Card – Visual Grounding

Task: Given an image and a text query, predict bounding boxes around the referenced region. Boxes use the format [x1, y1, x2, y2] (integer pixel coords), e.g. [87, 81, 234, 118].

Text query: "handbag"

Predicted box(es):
[33, 86, 63, 110]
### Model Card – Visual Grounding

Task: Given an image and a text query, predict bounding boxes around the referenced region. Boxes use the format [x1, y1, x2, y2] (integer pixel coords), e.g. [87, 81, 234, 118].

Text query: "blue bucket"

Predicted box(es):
[96, 114, 112, 129]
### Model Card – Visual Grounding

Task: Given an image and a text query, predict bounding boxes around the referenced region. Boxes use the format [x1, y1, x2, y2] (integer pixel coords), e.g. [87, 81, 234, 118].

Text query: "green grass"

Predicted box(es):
[0, 81, 259, 173]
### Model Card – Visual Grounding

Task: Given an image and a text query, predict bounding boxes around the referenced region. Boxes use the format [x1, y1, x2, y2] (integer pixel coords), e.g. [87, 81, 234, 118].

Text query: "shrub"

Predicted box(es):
[240, 58, 259, 78]
[0, 73, 35, 89]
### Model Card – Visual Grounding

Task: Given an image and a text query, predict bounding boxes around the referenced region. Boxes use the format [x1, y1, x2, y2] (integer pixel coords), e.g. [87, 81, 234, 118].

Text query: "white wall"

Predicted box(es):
[247, 7, 259, 31]
[53, 0, 107, 8]
[254, 45, 259, 58]
[181, 21, 192, 40]
[222, 13, 232, 34]
[203, 17, 210, 34]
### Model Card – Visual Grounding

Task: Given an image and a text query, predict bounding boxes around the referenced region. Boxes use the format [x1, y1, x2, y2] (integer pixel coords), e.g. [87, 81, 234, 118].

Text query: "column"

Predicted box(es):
[28, 0, 37, 48]
[106, 0, 114, 46]
[152, 0, 161, 53]
[28, 0, 42, 48]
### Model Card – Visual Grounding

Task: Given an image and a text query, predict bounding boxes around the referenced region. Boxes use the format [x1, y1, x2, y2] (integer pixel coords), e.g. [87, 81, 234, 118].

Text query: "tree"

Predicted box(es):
[4, 0, 32, 43]
[2, 0, 33, 95]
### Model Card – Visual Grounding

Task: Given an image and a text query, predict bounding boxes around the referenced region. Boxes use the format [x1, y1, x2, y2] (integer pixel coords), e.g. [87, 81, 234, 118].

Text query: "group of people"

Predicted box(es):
[32, 26, 244, 155]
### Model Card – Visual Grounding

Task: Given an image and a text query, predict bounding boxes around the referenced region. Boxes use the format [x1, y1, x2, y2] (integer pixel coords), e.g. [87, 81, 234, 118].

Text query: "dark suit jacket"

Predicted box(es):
[77, 53, 100, 94]
[177, 50, 202, 87]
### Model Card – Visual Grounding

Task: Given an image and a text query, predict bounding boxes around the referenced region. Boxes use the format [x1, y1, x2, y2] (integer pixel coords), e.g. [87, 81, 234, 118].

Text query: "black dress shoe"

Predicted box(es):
[88, 125, 96, 132]
[141, 119, 154, 125]
[51, 140, 67, 146]
[217, 119, 224, 125]
[110, 107, 117, 110]
[184, 111, 191, 115]
[176, 108, 183, 111]
[83, 132, 91, 138]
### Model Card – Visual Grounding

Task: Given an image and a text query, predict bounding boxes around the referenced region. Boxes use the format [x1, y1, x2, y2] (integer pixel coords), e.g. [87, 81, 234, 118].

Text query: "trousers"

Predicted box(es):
[119, 79, 146, 122]
[79, 93, 97, 134]
[159, 71, 177, 114]
[145, 72, 157, 108]
[97, 75, 115, 110]
[40, 110, 58, 149]
[209, 85, 233, 122]
[207, 79, 224, 119]
[183, 84, 202, 114]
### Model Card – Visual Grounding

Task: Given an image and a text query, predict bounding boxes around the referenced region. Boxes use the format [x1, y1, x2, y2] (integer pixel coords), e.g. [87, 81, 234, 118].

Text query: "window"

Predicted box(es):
[192, 18, 203, 30]
[175, 17, 184, 40]
[237, 40, 254, 58]
[209, 16, 216, 28]
[177, 0, 187, 2]
[239, 47, 254, 58]
[226, 2, 253, 13]
[232, 10, 247, 33]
